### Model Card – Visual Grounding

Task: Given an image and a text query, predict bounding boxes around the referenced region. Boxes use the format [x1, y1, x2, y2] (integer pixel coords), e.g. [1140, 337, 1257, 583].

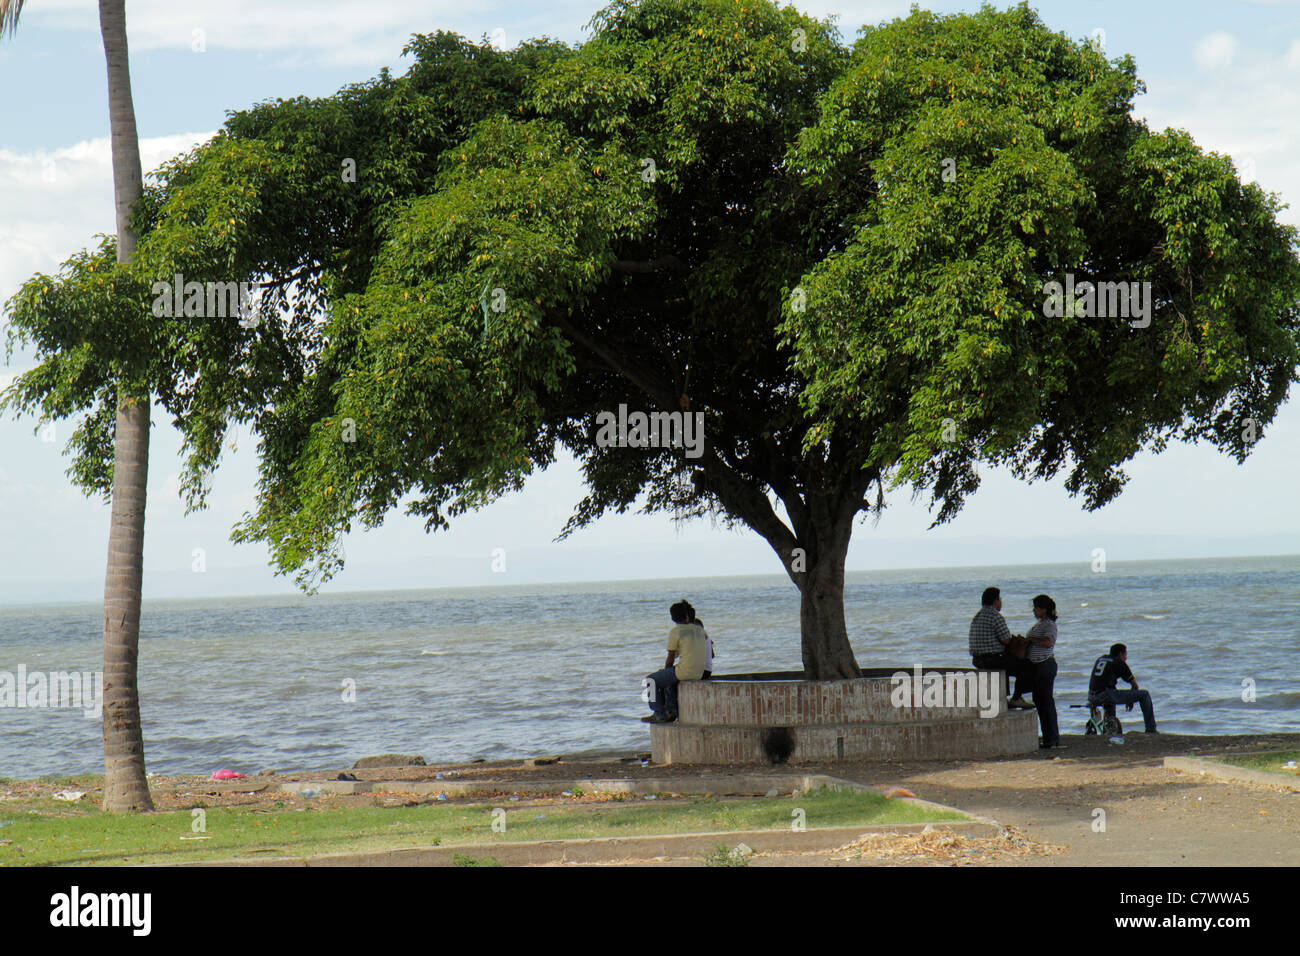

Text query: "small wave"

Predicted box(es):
[420, 649, 458, 656]
[1255, 692, 1300, 710]
[1184, 696, 1250, 708]
[1139, 614, 1169, 620]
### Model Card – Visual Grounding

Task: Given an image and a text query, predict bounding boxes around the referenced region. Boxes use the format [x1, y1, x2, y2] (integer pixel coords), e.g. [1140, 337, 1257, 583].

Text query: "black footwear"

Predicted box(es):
[337, 772, 358, 781]
[1009, 698, 1036, 710]
[640, 715, 657, 723]
[665, 712, 678, 722]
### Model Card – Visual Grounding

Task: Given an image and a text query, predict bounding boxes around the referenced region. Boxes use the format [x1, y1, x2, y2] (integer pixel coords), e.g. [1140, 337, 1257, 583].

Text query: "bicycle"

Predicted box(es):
[1069, 700, 1123, 736]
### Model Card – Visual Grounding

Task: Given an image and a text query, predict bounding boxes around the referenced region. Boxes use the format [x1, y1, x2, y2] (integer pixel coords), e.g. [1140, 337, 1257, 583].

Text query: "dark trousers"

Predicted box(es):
[1032, 657, 1059, 746]
[972, 652, 1033, 699]
[646, 667, 679, 718]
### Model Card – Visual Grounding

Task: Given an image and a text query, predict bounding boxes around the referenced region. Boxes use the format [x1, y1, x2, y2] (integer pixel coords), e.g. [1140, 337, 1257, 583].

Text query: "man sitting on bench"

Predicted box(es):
[968, 586, 1034, 709]
[1088, 643, 1159, 734]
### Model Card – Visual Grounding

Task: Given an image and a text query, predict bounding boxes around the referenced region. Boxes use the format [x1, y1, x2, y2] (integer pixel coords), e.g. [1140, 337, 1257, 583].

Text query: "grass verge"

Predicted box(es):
[0, 786, 965, 866]
[1219, 750, 1300, 776]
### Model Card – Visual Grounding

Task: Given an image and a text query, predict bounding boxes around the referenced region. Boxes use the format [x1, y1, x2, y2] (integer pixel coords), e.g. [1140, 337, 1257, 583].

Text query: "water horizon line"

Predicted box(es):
[3, 548, 1296, 613]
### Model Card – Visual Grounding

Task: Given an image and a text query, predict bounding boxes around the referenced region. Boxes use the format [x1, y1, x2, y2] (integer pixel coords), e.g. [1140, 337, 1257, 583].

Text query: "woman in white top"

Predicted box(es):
[1027, 594, 1060, 749]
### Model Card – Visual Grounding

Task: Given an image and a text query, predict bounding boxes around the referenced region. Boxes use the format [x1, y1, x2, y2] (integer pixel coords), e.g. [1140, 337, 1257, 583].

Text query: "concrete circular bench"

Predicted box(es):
[651, 668, 1039, 764]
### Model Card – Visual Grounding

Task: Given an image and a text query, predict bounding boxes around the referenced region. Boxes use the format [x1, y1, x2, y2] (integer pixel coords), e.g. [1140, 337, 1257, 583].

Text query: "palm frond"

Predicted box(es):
[0, 0, 26, 39]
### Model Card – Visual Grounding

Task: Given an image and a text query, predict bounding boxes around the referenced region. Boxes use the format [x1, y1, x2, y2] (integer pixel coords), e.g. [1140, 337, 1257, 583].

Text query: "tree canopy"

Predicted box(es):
[6, 0, 1299, 678]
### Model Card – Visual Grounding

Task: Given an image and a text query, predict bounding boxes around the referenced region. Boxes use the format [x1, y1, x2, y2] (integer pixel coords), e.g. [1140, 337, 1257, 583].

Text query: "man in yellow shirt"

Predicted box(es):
[643, 600, 707, 723]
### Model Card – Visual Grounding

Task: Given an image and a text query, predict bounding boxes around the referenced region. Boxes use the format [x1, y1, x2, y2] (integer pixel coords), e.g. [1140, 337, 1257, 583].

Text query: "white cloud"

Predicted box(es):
[1194, 32, 1240, 71]
[1286, 38, 1300, 68]
[1138, 36, 1300, 227]
[771, 1, 915, 30]
[0, 132, 212, 200]
[14, 0, 592, 66]
[0, 132, 215, 324]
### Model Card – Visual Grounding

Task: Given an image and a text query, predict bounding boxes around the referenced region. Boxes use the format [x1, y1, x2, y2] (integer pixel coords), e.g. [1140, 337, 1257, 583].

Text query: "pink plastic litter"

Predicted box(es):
[210, 769, 246, 780]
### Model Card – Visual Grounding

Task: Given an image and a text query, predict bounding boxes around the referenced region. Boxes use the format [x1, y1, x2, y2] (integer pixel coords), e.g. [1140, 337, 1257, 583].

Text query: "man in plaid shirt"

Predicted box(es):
[969, 587, 1034, 708]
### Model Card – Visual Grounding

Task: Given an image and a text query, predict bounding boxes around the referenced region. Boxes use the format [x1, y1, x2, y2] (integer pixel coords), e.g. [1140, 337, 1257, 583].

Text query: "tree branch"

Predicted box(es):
[550, 313, 678, 407]
[693, 447, 803, 587]
[256, 263, 321, 290]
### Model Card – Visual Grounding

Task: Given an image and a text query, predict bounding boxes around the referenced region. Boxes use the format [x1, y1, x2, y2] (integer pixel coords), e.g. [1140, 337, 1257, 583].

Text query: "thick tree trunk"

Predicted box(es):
[99, 0, 153, 812]
[796, 530, 860, 680]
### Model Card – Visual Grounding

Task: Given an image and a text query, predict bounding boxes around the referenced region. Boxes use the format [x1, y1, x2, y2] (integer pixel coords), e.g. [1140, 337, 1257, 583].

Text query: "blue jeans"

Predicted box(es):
[1092, 688, 1157, 732]
[1032, 657, 1059, 746]
[646, 667, 679, 718]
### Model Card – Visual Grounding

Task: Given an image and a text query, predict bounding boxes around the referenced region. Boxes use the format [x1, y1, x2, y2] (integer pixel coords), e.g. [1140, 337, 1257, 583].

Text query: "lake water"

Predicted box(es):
[1, 554, 1297, 777]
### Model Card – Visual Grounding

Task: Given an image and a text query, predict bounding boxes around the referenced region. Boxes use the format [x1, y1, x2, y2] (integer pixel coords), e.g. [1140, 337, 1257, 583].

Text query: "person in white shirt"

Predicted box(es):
[695, 615, 714, 679]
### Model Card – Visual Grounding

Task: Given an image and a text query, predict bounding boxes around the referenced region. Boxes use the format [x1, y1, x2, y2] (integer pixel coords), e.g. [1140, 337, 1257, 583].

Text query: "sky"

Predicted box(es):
[1, 0, 1298, 604]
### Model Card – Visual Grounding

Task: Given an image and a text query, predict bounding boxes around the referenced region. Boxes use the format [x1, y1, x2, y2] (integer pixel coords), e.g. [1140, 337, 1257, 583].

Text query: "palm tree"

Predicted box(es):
[2, 0, 154, 811]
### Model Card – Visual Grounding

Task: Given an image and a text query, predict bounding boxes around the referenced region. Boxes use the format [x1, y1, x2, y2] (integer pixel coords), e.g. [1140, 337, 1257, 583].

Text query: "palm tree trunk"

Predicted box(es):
[99, 0, 153, 812]
[102, 392, 153, 811]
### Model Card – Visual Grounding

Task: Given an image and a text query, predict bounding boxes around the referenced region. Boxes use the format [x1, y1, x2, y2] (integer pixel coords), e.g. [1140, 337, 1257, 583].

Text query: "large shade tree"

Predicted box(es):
[8, 1, 1300, 680]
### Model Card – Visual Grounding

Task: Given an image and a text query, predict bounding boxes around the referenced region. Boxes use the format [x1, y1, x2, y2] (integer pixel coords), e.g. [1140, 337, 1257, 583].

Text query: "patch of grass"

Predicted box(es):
[33, 775, 103, 788]
[700, 841, 749, 867]
[452, 853, 500, 867]
[1220, 750, 1300, 776]
[0, 785, 964, 866]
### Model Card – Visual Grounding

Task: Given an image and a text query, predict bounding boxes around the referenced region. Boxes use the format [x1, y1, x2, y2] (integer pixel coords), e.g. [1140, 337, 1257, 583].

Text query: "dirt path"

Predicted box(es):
[787, 732, 1300, 866]
[515, 733, 1300, 866]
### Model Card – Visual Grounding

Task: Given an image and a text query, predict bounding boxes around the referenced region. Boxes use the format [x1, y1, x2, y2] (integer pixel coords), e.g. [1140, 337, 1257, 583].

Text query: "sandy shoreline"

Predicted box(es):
[6, 729, 1298, 788]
